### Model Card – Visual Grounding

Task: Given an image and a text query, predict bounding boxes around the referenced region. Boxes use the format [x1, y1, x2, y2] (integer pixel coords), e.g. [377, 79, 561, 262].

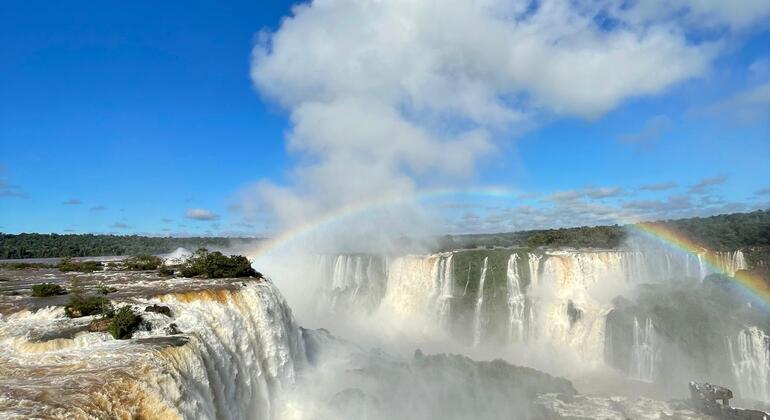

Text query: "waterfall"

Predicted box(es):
[0, 282, 306, 419]
[696, 253, 707, 281]
[435, 254, 455, 331]
[728, 327, 770, 402]
[506, 254, 527, 343]
[629, 317, 657, 383]
[714, 250, 749, 276]
[472, 257, 489, 347]
[528, 253, 542, 288]
[318, 254, 387, 313]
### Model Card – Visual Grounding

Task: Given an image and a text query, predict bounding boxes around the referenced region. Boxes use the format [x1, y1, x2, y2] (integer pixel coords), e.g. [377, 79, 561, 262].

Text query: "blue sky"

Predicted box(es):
[1, 1, 769, 236]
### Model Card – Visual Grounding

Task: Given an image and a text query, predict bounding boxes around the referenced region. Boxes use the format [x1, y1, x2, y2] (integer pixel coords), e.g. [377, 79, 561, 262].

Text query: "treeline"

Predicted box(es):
[440, 209, 770, 251]
[440, 225, 627, 250]
[0, 233, 261, 259]
[646, 209, 770, 251]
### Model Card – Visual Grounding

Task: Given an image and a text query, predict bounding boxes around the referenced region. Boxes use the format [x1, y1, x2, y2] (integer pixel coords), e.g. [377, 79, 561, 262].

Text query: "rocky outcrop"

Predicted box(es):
[689, 382, 769, 420]
[144, 304, 172, 317]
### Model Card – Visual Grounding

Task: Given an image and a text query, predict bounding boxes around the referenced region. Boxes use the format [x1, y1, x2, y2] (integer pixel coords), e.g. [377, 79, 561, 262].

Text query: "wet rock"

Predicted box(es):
[164, 323, 182, 335]
[144, 304, 172, 317]
[88, 318, 112, 332]
[567, 300, 582, 327]
[689, 382, 769, 420]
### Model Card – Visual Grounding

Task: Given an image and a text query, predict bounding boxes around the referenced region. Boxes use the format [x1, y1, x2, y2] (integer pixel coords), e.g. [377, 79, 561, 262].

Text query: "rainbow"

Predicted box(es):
[249, 186, 521, 259]
[249, 187, 769, 309]
[630, 221, 770, 310]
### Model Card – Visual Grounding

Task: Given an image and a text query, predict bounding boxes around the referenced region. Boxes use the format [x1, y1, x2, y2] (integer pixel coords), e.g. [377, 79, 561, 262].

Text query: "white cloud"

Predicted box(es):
[639, 182, 677, 191]
[616, 0, 770, 30]
[248, 0, 729, 237]
[688, 175, 728, 194]
[185, 208, 219, 221]
[703, 82, 770, 123]
[584, 187, 624, 199]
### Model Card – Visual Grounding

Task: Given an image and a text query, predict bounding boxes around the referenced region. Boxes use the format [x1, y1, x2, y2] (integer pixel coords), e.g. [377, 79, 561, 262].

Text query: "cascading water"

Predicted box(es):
[433, 254, 455, 331]
[472, 257, 488, 347]
[729, 326, 770, 402]
[506, 254, 527, 343]
[528, 253, 542, 288]
[628, 317, 657, 383]
[317, 254, 387, 313]
[0, 282, 306, 419]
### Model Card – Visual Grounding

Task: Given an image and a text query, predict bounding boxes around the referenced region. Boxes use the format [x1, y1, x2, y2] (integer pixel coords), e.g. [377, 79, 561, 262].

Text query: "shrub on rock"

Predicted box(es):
[65, 295, 113, 318]
[123, 255, 163, 271]
[180, 248, 260, 278]
[109, 306, 142, 339]
[31, 283, 67, 297]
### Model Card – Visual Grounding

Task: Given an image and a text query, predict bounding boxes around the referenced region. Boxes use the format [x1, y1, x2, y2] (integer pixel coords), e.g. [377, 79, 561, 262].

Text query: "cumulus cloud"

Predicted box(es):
[688, 175, 728, 194]
[62, 199, 82, 205]
[617, 115, 672, 144]
[185, 208, 219, 221]
[246, 0, 738, 240]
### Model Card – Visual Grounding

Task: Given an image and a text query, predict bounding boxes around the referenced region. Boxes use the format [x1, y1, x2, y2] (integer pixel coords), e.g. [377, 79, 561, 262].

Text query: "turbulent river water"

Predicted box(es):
[0, 246, 768, 419]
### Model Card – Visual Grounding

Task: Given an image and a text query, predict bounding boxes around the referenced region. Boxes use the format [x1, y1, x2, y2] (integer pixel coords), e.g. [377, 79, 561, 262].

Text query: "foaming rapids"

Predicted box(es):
[0, 282, 305, 419]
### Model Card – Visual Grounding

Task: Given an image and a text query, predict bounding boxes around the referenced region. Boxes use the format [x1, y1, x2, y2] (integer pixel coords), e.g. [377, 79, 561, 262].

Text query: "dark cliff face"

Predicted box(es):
[604, 278, 770, 396]
[301, 328, 576, 420]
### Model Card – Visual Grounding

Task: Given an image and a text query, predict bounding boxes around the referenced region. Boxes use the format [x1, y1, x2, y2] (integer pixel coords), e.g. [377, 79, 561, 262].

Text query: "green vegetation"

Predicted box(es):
[158, 266, 175, 276]
[440, 209, 770, 251]
[121, 254, 163, 271]
[57, 258, 103, 273]
[65, 295, 113, 318]
[31, 283, 67, 297]
[440, 225, 627, 250]
[108, 306, 142, 339]
[180, 248, 260, 278]
[606, 277, 770, 381]
[0, 262, 53, 270]
[0, 233, 260, 259]
[645, 209, 770, 251]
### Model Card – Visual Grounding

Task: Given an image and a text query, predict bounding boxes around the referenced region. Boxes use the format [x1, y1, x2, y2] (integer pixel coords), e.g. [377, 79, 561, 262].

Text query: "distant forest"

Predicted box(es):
[0, 234, 261, 259]
[439, 209, 770, 251]
[2, 209, 768, 259]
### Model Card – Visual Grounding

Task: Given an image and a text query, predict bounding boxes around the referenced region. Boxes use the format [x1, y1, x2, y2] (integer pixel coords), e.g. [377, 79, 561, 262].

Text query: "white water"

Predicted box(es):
[729, 326, 770, 402]
[506, 254, 527, 343]
[528, 253, 542, 289]
[472, 257, 489, 347]
[313, 249, 753, 374]
[0, 282, 305, 419]
[629, 317, 657, 383]
[433, 254, 455, 331]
